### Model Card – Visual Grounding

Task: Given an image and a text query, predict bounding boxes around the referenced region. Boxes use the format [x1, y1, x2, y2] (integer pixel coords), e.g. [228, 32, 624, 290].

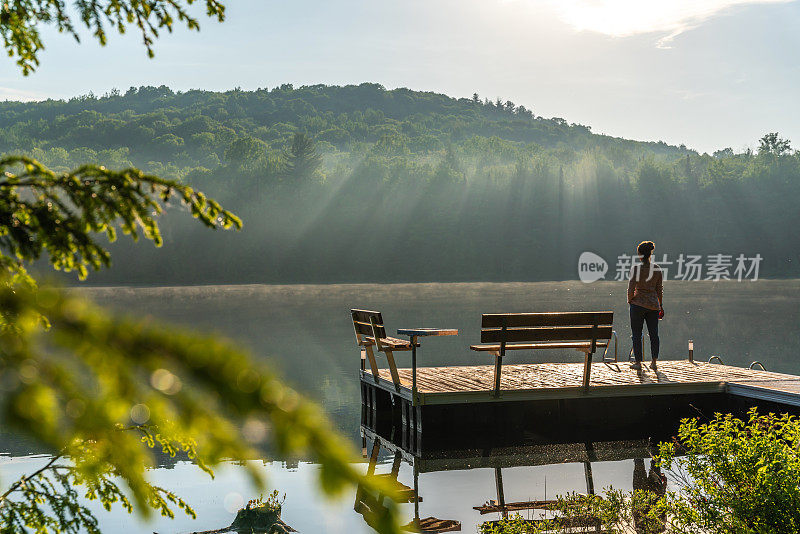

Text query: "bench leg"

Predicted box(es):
[493, 353, 503, 397]
[364, 346, 380, 383]
[384, 349, 402, 391]
[583, 350, 593, 390]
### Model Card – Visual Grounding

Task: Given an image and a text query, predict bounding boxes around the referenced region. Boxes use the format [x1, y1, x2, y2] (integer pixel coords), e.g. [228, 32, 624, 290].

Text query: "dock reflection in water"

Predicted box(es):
[355, 413, 674, 534]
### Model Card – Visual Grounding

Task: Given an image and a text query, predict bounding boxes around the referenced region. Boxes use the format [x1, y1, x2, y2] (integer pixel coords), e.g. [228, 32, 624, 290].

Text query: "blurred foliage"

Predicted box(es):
[0, 155, 240, 281]
[0, 157, 401, 533]
[0, 3, 401, 533]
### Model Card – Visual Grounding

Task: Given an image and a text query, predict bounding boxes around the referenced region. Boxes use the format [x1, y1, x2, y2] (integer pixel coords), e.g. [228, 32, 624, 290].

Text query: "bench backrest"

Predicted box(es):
[480, 311, 613, 352]
[351, 309, 386, 342]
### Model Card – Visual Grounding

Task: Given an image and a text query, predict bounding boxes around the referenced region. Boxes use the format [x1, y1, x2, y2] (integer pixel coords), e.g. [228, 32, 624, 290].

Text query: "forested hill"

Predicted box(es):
[0, 83, 689, 174]
[4, 84, 798, 284]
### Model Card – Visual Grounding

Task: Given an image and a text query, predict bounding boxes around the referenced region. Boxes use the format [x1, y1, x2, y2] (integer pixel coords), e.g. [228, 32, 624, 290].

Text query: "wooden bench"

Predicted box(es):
[351, 309, 418, 390]
[470, 312, 614, 394]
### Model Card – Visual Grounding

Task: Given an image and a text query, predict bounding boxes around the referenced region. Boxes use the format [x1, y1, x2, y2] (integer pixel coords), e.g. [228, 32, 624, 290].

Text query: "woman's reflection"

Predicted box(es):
[632, 458, 666, 533]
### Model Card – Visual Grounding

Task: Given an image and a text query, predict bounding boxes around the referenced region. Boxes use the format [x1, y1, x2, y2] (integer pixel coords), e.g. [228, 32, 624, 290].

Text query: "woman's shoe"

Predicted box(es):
[650, 360, 658, 371]
[630, 362, 642, 370]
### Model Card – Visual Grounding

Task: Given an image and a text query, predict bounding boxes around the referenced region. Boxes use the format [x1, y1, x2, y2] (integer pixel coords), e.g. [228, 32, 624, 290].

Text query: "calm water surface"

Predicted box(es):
[1, 281, 798, 533]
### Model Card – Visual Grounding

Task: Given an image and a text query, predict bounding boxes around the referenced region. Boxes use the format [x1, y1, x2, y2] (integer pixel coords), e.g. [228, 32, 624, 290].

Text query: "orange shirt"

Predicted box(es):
[627, 263, 663, 311]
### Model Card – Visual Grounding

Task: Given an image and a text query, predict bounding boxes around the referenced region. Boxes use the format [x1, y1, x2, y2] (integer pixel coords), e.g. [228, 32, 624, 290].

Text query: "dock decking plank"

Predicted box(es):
[363, 360, 800, 405]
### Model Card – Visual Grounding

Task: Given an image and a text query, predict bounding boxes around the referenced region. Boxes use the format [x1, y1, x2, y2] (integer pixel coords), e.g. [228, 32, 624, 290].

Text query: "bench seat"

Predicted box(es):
[470, 340, 610, 352]
[360, 336, 420, 350]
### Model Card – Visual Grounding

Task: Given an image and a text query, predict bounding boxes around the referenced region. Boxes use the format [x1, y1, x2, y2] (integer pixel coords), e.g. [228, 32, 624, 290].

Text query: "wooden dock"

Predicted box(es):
[353, 308, 800, 443]
[356, 359, 800, 533]
[363, 360, 800, 405]
[360, 359, 800, 444]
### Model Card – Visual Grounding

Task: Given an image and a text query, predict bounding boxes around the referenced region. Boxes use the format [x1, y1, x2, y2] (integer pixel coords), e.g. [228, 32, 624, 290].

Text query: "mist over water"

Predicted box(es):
[3, 280, 797, 533]
[79, 280, 800, 439]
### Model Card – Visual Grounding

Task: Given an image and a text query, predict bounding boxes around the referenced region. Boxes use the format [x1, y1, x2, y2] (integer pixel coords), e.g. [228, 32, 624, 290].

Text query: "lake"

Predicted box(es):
[1, 280, 798, 533]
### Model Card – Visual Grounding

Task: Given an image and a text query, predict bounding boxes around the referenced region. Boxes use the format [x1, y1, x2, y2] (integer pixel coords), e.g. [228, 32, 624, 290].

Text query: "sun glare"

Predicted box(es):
[547, 0, 791, 45]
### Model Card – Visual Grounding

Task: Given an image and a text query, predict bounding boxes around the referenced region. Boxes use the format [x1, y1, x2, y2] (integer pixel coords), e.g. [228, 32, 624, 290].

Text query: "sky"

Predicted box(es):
[1, 0, 799, 153]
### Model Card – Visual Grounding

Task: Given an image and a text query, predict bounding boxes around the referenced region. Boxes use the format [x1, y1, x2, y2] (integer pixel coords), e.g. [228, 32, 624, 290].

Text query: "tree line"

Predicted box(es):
[2, 84, 794, 284]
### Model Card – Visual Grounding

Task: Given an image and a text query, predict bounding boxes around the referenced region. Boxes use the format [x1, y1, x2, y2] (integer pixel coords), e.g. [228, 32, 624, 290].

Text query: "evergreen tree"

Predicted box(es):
[285, 132, 323, 182]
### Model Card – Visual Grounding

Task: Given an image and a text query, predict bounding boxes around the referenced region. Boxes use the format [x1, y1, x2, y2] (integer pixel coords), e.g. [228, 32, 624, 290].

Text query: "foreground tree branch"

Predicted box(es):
[0, 0, 225, 74]
[0, 156, 402, 532]
[0, 155, 241, 280]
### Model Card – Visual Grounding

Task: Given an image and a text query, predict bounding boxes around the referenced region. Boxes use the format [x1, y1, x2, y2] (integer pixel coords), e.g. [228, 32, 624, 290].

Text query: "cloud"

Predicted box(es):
[541, 0, 793, 47]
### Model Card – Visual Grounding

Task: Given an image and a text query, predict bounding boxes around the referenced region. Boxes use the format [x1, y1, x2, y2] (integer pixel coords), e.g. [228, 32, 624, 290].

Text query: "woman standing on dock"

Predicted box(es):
[628, 241, 663, 371]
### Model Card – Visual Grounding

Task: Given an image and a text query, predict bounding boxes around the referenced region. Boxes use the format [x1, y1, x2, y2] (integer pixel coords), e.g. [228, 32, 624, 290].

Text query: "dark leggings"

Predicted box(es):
[630, 304, 659, 362]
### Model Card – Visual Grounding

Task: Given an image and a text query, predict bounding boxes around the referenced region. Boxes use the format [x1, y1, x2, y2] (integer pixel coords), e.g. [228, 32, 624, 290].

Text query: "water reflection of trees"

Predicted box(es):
[0, 432, 188, 471]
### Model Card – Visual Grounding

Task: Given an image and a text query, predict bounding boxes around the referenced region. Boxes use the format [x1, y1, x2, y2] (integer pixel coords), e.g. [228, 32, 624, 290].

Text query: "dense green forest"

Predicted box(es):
[3, 83, 797, 284]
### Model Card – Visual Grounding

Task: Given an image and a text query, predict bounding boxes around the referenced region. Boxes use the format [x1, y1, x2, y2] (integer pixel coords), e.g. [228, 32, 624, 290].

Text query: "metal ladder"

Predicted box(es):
[601, 330, 619, 362]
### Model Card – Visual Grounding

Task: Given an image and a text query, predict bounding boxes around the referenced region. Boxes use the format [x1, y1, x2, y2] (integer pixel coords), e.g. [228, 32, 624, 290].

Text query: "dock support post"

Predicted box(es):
[495, 467, 508, 519]
[411, 335, 418, 405]
[413, 463, 420, 525]
[367, 385, 377, 429]
[688, 339, 694, 362]
[390, 392, 398, 415]
[584, 461, 595, 495]
[414, 405, 422, 452]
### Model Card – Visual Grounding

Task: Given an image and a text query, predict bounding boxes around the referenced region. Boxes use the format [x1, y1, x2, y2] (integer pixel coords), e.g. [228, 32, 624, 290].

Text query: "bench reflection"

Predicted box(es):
[355, 417, 664, 533]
